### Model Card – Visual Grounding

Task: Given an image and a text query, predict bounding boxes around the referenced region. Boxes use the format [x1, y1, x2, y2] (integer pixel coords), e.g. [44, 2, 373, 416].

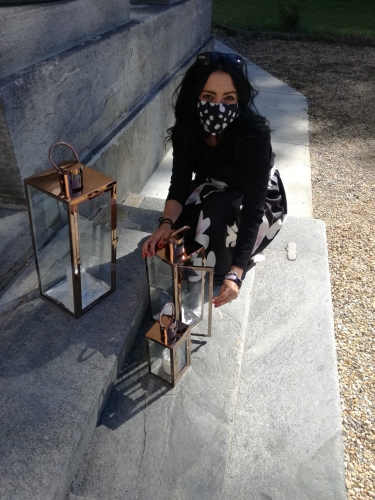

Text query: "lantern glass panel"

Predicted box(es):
[147, 256, 174, 320]
[77, 190, 112, 308]
[190, 268, 213, 337]
[148, 339, 172, 384]
[177, 338, 188, 374]
[178, 266, 204, 326]
[27, 185, 74, 312]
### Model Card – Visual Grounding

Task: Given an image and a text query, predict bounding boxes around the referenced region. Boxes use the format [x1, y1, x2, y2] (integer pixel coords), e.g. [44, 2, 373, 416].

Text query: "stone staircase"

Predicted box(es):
[0, 41, 347, 500]
[67, 214, 346, 500]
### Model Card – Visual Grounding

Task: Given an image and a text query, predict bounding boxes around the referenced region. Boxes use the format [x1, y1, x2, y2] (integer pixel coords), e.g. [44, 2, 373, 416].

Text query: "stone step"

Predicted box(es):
[0, 220, 152, 500]
[0, 205, 33, 292]
[0, 0, 130, 79]
[67, 216, 346, 500]
[120, 193, 166, 232]
[222, 216, 347, 500]
[68, 264, 257, 500]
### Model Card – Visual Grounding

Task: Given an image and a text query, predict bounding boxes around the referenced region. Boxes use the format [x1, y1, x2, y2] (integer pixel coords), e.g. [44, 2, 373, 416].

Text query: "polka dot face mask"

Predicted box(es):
[197, 100, 240, 136]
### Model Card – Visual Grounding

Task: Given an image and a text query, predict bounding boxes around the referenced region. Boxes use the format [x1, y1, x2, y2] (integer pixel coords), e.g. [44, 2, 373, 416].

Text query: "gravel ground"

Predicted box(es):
[214, 29, 375, 499]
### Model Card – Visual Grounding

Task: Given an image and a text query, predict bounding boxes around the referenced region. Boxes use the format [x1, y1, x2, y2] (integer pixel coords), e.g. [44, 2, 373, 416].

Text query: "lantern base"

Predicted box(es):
[45, 272, 111, 313]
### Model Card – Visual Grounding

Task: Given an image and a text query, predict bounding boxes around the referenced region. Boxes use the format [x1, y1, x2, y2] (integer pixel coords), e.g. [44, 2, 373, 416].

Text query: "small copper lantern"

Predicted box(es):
[24, 142, 117, 318]
[146, 227, 214, 337]
[146, 303, 191, 385]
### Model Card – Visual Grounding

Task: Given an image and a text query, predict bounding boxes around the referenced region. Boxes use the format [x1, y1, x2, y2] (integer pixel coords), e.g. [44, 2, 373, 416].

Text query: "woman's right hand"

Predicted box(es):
[142, 223, 172, 258]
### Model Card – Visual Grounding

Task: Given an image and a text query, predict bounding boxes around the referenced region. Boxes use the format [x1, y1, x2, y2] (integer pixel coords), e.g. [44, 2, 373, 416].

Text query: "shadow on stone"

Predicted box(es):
[191, 338, 207, 354]
[100, 313, 173, 431]
[120, 203, 163, 234]
[100, 313, 210, 432]
[0, 235, 149, 379]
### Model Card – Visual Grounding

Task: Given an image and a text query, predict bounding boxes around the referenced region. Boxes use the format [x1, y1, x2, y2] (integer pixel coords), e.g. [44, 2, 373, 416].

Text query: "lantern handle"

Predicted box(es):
[159, 303, 177, 343]
[159, 302, 175, 322]
[166, 226, 190, 241]
[49, 142, 80, 174]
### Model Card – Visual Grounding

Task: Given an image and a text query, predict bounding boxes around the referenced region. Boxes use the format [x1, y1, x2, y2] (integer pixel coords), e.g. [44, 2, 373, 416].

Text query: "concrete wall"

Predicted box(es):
[0, 0, 213, 204]
[0, 0, 131, 79]
[86, 41, 214, 200]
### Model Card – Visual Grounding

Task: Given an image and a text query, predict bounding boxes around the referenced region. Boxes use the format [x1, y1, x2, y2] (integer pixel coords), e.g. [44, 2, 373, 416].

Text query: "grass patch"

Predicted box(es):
[212, 0, 375, 38]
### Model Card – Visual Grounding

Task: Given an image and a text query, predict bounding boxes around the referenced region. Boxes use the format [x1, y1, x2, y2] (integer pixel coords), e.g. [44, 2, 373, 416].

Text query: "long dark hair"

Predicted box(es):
[165, 54, 270, 157]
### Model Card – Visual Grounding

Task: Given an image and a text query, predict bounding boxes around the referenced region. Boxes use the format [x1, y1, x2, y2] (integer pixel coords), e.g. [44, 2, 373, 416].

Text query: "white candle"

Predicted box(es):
[162, 348, 171, 375]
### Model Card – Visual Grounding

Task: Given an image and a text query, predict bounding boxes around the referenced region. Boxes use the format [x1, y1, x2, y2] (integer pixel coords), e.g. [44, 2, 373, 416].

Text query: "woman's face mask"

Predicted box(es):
[197, 100, 240, 136]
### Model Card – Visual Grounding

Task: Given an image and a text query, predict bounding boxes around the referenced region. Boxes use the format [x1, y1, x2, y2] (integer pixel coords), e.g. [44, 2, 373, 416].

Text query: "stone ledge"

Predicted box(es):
[119, 196, 165, 233]
[0, 0, 131, 79]
[0, 207, 32, 291]
[223, 216, 346, 500]
[68, 266, 256, 500]
[0, 227, 150, 500]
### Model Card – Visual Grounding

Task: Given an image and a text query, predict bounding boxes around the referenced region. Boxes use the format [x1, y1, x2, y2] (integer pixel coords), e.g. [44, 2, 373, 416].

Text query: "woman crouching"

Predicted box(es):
[142, 51, 287, 308]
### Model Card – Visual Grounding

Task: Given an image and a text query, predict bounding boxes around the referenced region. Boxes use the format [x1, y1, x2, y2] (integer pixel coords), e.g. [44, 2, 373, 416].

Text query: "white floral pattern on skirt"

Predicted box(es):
[174, 163, 287, 276]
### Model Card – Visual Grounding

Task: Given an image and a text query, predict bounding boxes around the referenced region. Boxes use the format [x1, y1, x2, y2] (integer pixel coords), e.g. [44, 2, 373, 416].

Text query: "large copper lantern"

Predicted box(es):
[24, 142, 117, 318]
[146, 227, 214, 337]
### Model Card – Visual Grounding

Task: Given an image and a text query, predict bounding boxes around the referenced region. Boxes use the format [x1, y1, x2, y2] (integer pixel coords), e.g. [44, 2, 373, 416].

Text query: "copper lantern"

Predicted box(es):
[146, 227, 214, 337]
[24, 142, 117, 318]
[145, 303, 191, 386]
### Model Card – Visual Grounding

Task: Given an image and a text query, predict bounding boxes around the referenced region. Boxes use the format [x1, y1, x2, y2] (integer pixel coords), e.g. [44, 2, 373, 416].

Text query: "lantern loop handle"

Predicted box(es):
[49, 142, 80, 174]
[166, 226, 190, 242]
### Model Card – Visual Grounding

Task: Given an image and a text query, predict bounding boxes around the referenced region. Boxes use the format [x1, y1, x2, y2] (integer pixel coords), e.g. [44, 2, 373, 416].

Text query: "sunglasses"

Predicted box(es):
[196, 52, 244, 69]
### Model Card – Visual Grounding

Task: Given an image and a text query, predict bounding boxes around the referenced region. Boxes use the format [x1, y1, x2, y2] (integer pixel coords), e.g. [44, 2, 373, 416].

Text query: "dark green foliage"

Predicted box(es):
[212, 0, 375, 38]
[278, 0, 301, 32]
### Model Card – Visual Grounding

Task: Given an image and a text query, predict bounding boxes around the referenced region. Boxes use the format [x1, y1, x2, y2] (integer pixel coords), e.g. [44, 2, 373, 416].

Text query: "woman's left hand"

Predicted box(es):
[214, 279, 239, 308]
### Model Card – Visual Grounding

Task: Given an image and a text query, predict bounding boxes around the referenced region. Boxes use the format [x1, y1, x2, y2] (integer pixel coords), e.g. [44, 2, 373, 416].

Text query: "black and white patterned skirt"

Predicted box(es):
[174, 165, 287, 277]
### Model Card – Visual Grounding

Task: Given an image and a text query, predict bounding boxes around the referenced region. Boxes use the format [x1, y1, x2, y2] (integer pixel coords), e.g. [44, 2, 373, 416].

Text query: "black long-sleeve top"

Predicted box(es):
[166, 131, 272, 270]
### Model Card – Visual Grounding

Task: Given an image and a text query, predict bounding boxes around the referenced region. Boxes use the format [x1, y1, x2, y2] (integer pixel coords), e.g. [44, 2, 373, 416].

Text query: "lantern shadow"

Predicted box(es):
[99, 311, 173, 431]
[191, 338, 207, 354]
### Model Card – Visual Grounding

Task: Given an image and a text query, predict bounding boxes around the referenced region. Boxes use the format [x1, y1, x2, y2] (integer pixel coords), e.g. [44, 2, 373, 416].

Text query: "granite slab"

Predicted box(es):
[68, 217, 346, 500]
[222, 217, 346, 500]
[0, 228, 150, 500]
[0, 206, 33, 291]
[68, 271, 256, 500]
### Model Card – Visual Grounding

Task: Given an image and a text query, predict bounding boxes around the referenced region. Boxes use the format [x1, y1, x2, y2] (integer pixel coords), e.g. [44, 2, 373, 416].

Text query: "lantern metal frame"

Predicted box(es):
[146, 240, 214, 337]
[24, 144, 117, 318]
[145, 321, 192, 386]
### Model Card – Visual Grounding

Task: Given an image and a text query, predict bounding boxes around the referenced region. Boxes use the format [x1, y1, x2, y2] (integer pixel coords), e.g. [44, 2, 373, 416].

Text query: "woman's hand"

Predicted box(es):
[213, 279, 239, 308]
[142, 200, 183, 258]
[142, 224, 171, 258]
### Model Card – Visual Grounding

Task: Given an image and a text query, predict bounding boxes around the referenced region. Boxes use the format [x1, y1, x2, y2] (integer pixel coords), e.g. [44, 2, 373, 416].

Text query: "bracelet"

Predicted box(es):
[224, 274, 242, 289]
[158, 217, 173, 228]
[225, 270, 242, 280]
